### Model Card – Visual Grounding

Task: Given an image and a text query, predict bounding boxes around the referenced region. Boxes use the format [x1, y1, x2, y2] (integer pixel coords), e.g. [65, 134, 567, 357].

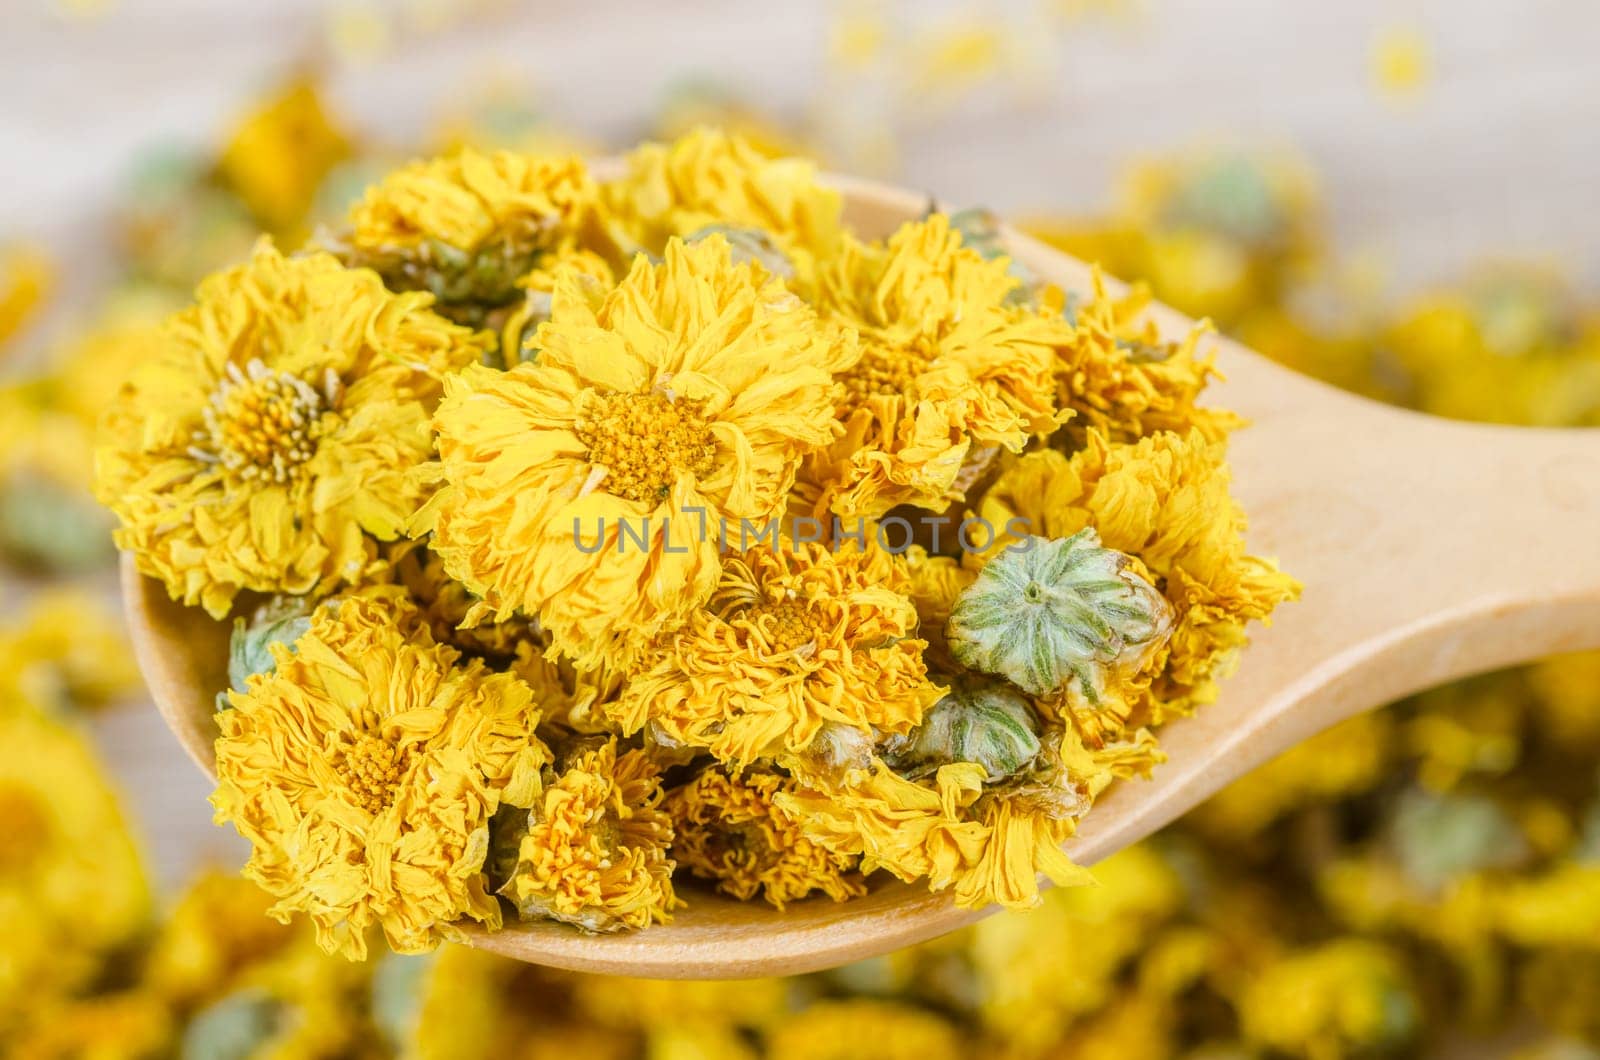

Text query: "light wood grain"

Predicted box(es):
[122, 172, 1600, 979]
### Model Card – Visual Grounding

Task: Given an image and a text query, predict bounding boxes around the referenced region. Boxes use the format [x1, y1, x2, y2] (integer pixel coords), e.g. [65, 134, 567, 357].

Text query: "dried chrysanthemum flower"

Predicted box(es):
[802, 214, 1066, 519]
[0, 383, 116, 575]
[216, 77, 351, 239]
[667, 767, 865, 908]
[418, 235, 842, 670]
[614, 540, 942, 765]
[340, 148, 601, 313]
[947, 529, 1171, 700]
[1238, 941, 1419, 1058]
[493, 738, 678, 932]
[96, 242, 488, 618]
[883, 676, 1042, 784]
[143, 870, 295, 1008]
[497, 245, 617, 366]
[211, 594, 549, 959]
[603, 126, 843, 293]
[0, 588, 141, 713]
[766, 999, 968, 1060]
[777, 756, 1092, 910]
[1050, 272, 1240, 445]
[945, 206, 1038, 301]
[6, 990, 176, 1060]
[0, 704, 150, 1030]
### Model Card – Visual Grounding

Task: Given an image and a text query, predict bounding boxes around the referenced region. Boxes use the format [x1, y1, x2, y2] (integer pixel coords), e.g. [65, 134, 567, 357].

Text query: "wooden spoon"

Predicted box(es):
[124, 172, 1600, 979]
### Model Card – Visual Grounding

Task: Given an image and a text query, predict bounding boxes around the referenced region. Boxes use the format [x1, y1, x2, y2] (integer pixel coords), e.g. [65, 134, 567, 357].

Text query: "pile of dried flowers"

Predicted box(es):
[94, 127, 1295, 958]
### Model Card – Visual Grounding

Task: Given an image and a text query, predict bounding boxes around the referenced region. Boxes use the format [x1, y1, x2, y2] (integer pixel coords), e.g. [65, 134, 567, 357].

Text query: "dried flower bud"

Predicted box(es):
[181, 988, 282, 1060]
[687, 225, 795, 281]
[884, 677, 1041, 783]
[1390, 788, 1527, 891]
[946, 529, 1172, 699]
[0, 474, 114, 574]
[371, 953, 433, 1051]
[220, 596, 312, 708]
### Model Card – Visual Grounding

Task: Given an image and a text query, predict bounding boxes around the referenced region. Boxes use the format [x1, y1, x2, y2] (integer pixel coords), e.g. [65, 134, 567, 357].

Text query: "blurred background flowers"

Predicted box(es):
[2, 1, 1599, 1056]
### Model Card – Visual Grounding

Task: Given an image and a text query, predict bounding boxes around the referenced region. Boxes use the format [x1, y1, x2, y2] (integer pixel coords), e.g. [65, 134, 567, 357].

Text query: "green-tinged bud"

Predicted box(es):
[327, 231, 541, 318]
[181, 988, 282, 1060]
[1161, 154, 1285, 246]
[688, 225, 795, 281]
[219, 596, 312, 709]
[1390, 788, 1527, 891]
[413, 236, 543, 308]
[885, 677, 1040, 783]
[371, 953, 435, 1052]
[0, 474, 115, 575]
[946, 529, 1172, 699]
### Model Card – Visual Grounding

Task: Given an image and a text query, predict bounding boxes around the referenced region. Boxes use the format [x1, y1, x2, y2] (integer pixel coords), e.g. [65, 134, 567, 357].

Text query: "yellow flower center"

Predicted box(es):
[575, 390, 717, 503]
[837, 344, 927, 415]
[744, 597, 819, 656]
[0, 782, 51, 875]
[197, 359, 338, 483]
[336, 732, 406, 815]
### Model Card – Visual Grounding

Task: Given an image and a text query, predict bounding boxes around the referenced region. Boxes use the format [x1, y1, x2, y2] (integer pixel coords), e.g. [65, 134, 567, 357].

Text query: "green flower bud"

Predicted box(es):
[687, 225, 795, 281]
[1391, 788, 1526, 891]
[181, 988, 281, 1060]
[1161, 154, 1284, 246]
[946, 529, 1171, 699]
[0, 474, 115, 575]
[885, 677, 1040, 783]
[371, 953, 435, 1051]
[219, 596, 312, 709]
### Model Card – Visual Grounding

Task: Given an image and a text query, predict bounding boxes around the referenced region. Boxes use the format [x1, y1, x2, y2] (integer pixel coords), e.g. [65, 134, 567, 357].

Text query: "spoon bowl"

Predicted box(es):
[125, 172, 1600, 978]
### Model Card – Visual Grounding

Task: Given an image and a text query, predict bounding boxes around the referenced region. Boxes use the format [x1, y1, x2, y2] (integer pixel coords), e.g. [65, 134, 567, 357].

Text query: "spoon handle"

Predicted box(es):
[1062, 321, 1600, 864]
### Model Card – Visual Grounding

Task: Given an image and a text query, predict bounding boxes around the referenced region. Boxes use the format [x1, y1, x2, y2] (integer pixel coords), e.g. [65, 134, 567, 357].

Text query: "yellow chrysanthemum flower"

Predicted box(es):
[776, 757, 1093, 910]
[802, 215, 1065, 519]
[216, 927, 381, 1059]
[0, 243, 55, 351]
[96, 243, 488, 618]
[143, 869, 297, 1010]
[973, 429, 1299, 722]
[344, 148, 601, 311]
[496, 738, 678, 932]
[407, 946, 518, 1060]
[419, 236, 842, 670]
[1238, 941, 1419, 1057]
[615, 541, 941, 765]
[667, 767, 866, 908]
[965, 845, 1186, 1055]
[0, 705, 151, 1031]
[570, 968, 788, 1034]
[6, 989, 175, 1060]
[765, 1000, 967, 1060]
[211, 594, 549, 959]
[217, 77, 351, 239]
[603, 127, 843, 293]
[0, 383, 115, 573]
[1051, 273, 1240, 445]
[0, 588, 140, 713]
[495, 246, 618, 367]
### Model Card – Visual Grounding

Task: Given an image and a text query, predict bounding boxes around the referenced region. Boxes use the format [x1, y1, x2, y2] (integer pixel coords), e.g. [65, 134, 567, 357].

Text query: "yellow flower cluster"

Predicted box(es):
[96, 129, 1290, 952]
[18, 68, 1600, 1057]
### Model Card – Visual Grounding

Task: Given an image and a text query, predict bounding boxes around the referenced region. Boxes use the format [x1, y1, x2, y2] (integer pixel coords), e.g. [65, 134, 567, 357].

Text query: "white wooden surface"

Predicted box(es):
[2, 0, 1597, 892]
